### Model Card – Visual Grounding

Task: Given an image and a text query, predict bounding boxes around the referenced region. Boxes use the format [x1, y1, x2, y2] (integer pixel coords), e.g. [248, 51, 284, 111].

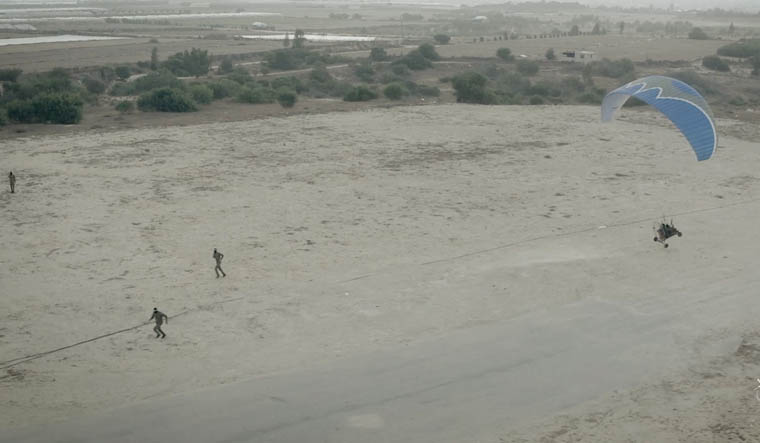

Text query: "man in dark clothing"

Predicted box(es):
[213, 248, 226, 278]
[150, 308, 168, 338]
[8, 171, 15, 193]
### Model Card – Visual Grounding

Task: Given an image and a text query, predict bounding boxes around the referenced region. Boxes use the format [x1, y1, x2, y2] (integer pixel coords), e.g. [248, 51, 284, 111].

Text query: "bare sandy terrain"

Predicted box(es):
[2, 104, 760, 440]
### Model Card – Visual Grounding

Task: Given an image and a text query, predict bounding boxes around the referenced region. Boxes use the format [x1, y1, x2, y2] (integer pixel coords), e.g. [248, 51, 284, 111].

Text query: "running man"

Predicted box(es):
[150, 307, 168, 338]
[213, 248, 226, 278]
[8, 171, 15, 193]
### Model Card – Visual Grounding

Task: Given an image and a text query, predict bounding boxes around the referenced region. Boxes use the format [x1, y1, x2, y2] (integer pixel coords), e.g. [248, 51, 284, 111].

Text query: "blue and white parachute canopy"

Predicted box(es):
[601, 75, 717, 161]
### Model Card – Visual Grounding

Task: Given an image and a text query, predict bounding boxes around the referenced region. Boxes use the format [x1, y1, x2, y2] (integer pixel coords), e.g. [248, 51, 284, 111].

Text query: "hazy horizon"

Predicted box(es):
[0, 0, 757, 13]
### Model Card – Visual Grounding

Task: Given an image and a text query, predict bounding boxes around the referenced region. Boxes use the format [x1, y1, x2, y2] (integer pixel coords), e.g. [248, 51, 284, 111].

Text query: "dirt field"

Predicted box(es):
[2, 104, 760, 441]
[0, 37, 284, 72]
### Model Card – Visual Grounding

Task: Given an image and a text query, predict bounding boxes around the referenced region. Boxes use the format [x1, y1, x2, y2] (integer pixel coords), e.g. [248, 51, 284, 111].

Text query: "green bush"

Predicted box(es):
[433, 34, 450, 44]
[452, 72, 495, 104]
[271, 76, 306, 94]
[110, 70, 183, 96]
[590, 58, 635, 78]
[0, 68, 22, 82]
[529, 95, 544, 105]
[354, 63, 375, 82]
[688, 27, 709, 40]
[702, 55, 730, 72]
[383, 83, 407, 100]
[496, 71, 530, 95]
[6, 100, 35, 122]
[219, 58, 234, 74]
[669, 71, 718, 95]
[115, 66, 131, 80]
[394, 50, 432, 70]
[391, 63, 410, 76]
[227, 68, 253, 85]
[18, 92, 84, 124]
[369, 47, 388, 62]
[516, 60, 539, 76]
[418, 85, 440, 97]
[163, 48, 210, 77]
[344, 86, 378, 101]
[276, 88, 297, 108]
[189, 84, 213, 104]
[560, 76, 586, 93]
[115, 100, 134, 113]
[82, 77, 106, 94]
[497, 48, 515, 62]
[208, 78, 242, 99]
[418, 43, 440, 61]
[237, 86, 276, 104]
[717, 39, 760, 58]
[545, 48, 556, 60]
[0, 108, 6, 126]
[137, 87, 197, 112]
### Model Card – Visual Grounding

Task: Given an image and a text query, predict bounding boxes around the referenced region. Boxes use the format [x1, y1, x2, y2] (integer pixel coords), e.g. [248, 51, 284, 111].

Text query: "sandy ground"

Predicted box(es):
[2, 104, 760, 439]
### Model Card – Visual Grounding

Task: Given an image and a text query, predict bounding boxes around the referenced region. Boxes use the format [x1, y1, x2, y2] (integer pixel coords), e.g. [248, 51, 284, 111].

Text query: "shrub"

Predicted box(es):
[418, 43, 440, 61]
[189, 84, 213, 104]
[208, 78, 242, 99]
[369, 47, 388, 62]
[383, 83, 407, 100]
[452, 72, 495, 104]
[115, 66, 131, 80]
[271, 76, 306, 94]
[28, 93, 83, 123]
[560, 76, 586, 93]
[433, 34, 450, 44]
[163, 48, 210, 77]
[496, 71, 530, 95]
[237, 86, 276, 104]
[0, 108, 6, 126]
[670, 71, 718, 95]
[752, 56, 760, 76]
[0, 68, 22, 82]
[276, 88, 297, 108]
[354, 63, 374, 82]
[717, 39, 760, 58]
[137, 87, 197, 112]
[343, 86, 377, 101]
[688, 27, 709, 40]
[110, 70, 183, 96]
[219, 58, 234, 74]
[227, 68, 253, 85]
[391, 63, 410, 76]
[6, 100, 35, 123]
[115, 100, 134, 113]
[395, 50, 432, 70]
[702, 55, 730, 72]
[545, 48, 556, 60]
[516, 60, 539, 76]
[590, 58, 635, 78]
[418, 85, 440, 97]
[497, 48, 515, 62]
[529, 95, 544, 105]
[82, 77, 106, 94]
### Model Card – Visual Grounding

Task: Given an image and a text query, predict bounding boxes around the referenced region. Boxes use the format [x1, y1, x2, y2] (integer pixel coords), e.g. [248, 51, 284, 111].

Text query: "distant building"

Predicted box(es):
[561, 50, 595, 63]
[472, 16, 488, 23]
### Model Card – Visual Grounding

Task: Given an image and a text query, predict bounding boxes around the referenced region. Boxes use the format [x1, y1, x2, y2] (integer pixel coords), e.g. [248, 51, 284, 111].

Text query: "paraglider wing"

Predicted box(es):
[601, 75, 717, 161]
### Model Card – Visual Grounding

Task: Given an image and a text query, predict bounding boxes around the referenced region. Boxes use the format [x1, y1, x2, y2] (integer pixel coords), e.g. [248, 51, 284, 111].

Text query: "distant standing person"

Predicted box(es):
[150, 307, 168, 338]
[8, 171, 15, 193]
[213, 248, 226, 278]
